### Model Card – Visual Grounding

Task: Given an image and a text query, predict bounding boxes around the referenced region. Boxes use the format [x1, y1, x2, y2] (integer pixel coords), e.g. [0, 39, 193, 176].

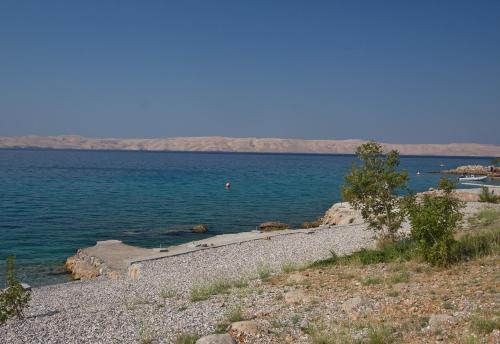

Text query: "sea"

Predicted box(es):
[0, 149, 497, 286]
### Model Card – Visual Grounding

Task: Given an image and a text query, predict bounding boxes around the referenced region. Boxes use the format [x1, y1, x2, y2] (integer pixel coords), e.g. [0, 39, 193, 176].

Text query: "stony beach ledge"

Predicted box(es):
[1, 189, 498, 343]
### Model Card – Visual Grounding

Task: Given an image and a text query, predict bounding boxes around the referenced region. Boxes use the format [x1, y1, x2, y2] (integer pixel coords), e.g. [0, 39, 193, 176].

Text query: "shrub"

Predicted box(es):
[451, 227, 500, 262]
[468, 208, 500, 227]
[405, 177, 464, 266]
[342, 141, 409, 241]
[478, 187, 500, 203]
[0, 256, 31, 324]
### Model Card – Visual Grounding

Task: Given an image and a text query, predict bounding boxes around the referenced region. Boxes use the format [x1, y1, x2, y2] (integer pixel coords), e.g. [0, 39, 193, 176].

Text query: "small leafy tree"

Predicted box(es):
[0, 256, 31, 324]
[405, 177, 464, 266]
[492, 157, 500, 166]
[342, 141, 409, 241]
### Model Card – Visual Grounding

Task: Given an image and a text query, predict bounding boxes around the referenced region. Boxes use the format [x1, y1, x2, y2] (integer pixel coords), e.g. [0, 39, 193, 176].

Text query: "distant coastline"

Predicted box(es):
[0, 135, 499, 157]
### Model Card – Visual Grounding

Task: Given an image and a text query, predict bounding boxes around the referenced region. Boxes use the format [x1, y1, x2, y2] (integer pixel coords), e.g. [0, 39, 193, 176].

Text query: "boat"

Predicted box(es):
[458, 175, 488, 182]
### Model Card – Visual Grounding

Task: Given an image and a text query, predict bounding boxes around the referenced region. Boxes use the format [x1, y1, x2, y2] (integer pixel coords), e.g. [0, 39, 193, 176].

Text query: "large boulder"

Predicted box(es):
[322, 202, 363, 226]
[259, 221, 289, 231]
[64, 249, 103, 280]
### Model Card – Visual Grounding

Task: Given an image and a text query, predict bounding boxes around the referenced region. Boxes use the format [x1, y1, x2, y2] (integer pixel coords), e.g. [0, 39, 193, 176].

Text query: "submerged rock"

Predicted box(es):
[193, 224, 209, 233]
[259, 221, 289, 231]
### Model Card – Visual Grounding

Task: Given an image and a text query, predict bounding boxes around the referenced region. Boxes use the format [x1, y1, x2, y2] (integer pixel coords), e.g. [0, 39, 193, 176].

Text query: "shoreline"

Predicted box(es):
[1, 201, 498, 343]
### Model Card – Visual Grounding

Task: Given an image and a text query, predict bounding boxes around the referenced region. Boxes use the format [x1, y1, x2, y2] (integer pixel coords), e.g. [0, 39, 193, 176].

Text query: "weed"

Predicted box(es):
[478, 187, 500, 204]
[470, 316, 499, 334]
[190, 278, 233, 302]
[387, 290, 399, 297]
[159, 288, 176, 300]
[281, 261, 299, 273]
[310, 240, 417, 268]
[363, 277, 382, 285]
[214, 304, 245, 333]
[257, 264, 272, 281]
[442, 301, 454, 310]
[468, 208, 500, 227]
[137, 321, 155, 344]
[451, 227, 500, 262]
[367, 324, 394, 344]
[173, 333, 199, 344]
[390, 271, 410, 284]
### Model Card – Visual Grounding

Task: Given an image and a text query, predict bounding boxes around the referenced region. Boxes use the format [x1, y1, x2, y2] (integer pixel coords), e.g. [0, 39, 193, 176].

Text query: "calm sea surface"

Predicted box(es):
[0, 149, 497, 286]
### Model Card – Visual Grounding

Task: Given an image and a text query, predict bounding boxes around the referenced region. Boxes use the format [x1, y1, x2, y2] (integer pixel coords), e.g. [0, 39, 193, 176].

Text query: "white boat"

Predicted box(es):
[458, 175, 488, 182]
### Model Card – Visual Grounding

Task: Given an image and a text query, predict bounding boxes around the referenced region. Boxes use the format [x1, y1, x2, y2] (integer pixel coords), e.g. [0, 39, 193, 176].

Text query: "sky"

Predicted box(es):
[0, 1, 499, 144]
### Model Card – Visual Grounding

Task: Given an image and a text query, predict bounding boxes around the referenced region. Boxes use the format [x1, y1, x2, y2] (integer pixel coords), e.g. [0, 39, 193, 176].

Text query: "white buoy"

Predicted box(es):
[225, 182, 231, 189]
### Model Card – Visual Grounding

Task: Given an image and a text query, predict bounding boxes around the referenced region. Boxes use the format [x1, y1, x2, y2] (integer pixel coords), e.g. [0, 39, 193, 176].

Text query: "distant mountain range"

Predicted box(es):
[0, 135, 499, 157]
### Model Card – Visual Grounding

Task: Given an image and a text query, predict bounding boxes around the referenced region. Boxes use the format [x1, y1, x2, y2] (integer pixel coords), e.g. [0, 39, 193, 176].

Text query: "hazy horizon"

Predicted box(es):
[1, 1, 499, 144]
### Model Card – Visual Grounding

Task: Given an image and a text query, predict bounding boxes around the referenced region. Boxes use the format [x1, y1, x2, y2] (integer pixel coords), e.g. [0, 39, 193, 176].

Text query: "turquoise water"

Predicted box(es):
[0, 149, 496, 286]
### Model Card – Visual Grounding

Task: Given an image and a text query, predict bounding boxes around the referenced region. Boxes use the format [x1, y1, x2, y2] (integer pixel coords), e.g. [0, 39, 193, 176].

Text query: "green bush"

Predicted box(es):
[405, 177, 464, 266]
[342, 141, 409, 241]
[478, 187, 500, 204]
[0, 256, 31, 324]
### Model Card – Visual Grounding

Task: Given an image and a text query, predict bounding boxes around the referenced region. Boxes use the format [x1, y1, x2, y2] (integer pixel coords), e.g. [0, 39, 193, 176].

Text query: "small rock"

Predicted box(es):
[287, 273, 306, 284]
[230, 320, 261, 335]
[342, 296, 367, 313]
[196, 334, 236, 344]
[193, 224, 209, 233]
[20, 282, 31, 291]
[259, 221, 289, 231]
[284, 290, 313, 304]
[428, 314, 457, 331]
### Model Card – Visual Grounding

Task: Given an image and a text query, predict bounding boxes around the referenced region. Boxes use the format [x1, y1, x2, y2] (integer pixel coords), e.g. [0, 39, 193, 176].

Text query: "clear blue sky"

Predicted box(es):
[1, 1, 499, 144]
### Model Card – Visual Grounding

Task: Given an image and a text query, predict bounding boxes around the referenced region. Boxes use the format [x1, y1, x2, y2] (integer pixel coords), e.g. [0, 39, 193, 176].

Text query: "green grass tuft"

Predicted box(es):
[470, 316, 500, 334]
[390, 271, 410, 284]
[363, 277, 383, 285]
[257, 264, 272, 281]
[190, 278, 234, 302]
[173, 333, 199, 344]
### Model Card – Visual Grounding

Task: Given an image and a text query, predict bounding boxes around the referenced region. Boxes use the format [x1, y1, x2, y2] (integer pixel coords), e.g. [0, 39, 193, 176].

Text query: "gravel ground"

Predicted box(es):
[0, 202, 494, 343]
[1, 222, 376, 344]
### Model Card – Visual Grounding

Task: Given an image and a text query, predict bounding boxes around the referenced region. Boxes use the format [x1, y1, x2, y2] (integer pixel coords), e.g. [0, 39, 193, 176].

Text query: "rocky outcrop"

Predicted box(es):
[259, 221, 289, 231]
[64, 249, 106, 280]
[65, 240, 155, 280]
[321, 202, 363, 226]
[438, 165, 500, 178]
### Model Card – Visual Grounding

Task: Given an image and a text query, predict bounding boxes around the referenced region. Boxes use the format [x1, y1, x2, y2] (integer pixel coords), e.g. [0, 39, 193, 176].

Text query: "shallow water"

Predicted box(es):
[0, 149, 496, 286]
